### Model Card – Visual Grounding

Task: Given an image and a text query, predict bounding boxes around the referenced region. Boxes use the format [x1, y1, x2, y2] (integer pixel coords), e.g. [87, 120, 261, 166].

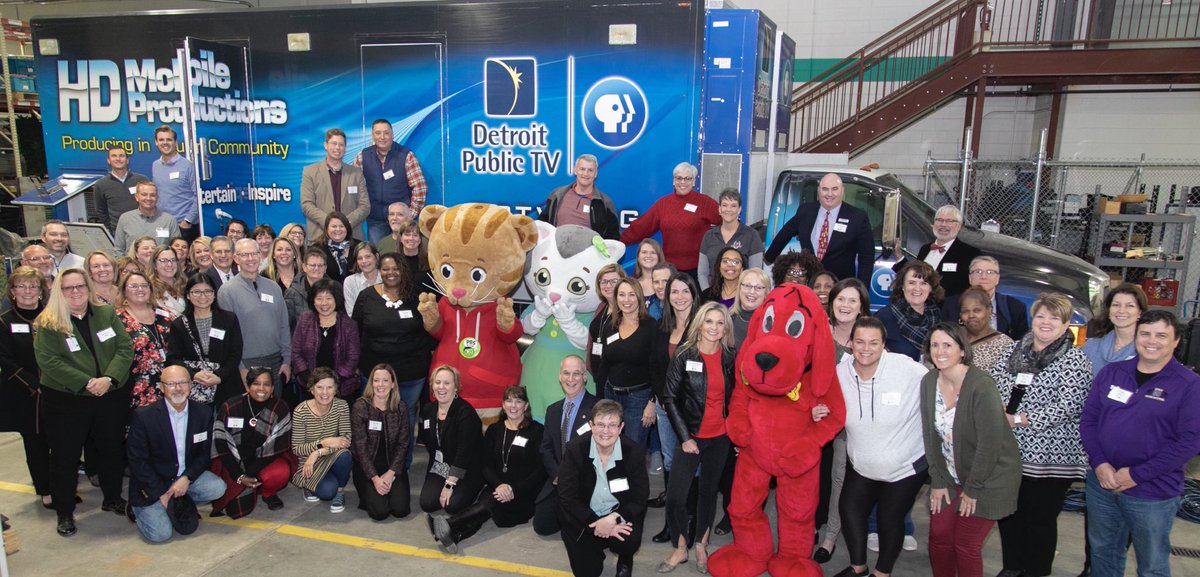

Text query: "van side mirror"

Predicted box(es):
[882, 190, 900, 247]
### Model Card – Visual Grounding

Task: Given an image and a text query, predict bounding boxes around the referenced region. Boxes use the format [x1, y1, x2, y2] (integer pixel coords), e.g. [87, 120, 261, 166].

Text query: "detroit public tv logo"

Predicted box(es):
[582, 76, 646, 150]
[485, 57, 537, 117]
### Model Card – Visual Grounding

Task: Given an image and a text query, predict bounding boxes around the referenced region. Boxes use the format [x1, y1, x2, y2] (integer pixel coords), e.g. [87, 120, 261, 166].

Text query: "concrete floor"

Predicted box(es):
[0, 432, 1196, 577]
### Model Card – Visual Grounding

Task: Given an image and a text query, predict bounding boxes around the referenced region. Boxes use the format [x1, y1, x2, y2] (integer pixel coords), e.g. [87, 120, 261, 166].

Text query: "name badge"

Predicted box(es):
[96, 327, 117, 342]
[609, 478, 630, 493]
[66, 336, 81, 352]
[576, 423, 591, 435]
[155, 308, 171, 318]
[683, 203, 698, 213]
[833, 223, 848, 233]
[347, 186, 359, 195]
[155, 227, 170, 238]
[1015, 373, 1033, 385]
[512, 436, 528, 447]
[368, 420, 383, 431]
[169, 171, 180, 180]
[434, 450, 444, 463]
[592, 342, 603, 355]
[383, 169, 395, 180]
[226, 417, 244, 429]
[424, 419, 431, 430]
[606, 333, 620, 345]
[399, 309, 414, 319]
[193, 431, 208, 443]
[582, 204, 591, 213]
[685, 360, 703, 372]
[881, 392, 901, 406]
[1107, 386, 1133, 404]
[209, 328, 226, 340]
[128, 186, 137, 195]
[837, 217, 849, 224]
[943, 262, 958, 272]
[260, 293, 274, 303]
[10, 323, 29, 334]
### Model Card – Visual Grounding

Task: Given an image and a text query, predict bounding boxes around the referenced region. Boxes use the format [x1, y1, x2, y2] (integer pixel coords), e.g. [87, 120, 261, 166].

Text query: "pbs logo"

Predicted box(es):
[581, 76, 647, 150]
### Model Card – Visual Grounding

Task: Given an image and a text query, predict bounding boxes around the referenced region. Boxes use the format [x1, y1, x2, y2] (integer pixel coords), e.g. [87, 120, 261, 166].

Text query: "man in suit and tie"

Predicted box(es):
[301, 128, 371, 240]
[204, 236, 238, 290]
[893, 205, 981, 298]
[534, 355, 598, 536]
[764, 173, 874, 285]
[127, 365, 226, 543]
[941, 255, 1030, 340]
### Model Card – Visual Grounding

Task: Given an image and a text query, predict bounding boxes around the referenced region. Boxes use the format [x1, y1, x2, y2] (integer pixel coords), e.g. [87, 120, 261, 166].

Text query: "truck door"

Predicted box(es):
[358, 40, 445, 206]
[181, 38, 258, 236]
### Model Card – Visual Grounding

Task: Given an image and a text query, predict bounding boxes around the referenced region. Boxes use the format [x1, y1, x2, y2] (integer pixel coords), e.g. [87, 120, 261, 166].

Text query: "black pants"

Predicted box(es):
[561, 522, 643, 577]
[840, 463, 928, 573]
[42, 387, 128, 516]
[533, 488, 560, 535]
[419, 471, 483, 514]
[20, 429, 52, 496]
[668, 435, 729, 546]
[352, 461, 411, 520]
[816, 438, 835, 530]
[998, 475, 1075, 576]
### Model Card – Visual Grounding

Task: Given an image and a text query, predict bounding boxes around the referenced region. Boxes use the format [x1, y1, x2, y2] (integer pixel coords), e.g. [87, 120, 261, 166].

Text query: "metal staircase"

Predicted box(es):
[790, 0, 1200, 155]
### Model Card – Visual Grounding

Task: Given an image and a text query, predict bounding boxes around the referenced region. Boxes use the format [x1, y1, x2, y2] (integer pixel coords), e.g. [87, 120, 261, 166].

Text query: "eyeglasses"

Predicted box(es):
[161, 381, 191, 389]
[720, 258, 743, 266]
[934, 218, 960, 225]
[235, 252, 259, 258]
[305, 262, 326, 269]
[156, 257, 177, 264]
[740, 283, 768, 292]
[591, 421, 622, 431]
[599, 279, 620, 287]
[785, 268, 805, 277]
[126, 283, 151, 290]
[673, 176, 695, 181]
[61, 284, 88, 293]
[969, 269, 999, 276]
[559, 370, 586, 379]
[11, 284, 40, 291]
[188, 289, 215, 297]
[25, 255, 52, 262]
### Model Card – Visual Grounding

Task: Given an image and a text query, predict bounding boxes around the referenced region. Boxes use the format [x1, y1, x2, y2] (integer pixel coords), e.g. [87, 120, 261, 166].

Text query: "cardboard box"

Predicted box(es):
[1100, 198, 1122, 214]
[1118, 194, 1148, 203]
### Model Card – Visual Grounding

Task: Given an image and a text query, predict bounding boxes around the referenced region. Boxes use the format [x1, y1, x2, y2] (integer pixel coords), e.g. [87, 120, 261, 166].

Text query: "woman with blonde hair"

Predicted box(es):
[33, 268, 133, 536]
[265, 237, 301, 292]
[85, 250, 119, 306]
[351, 363, 411, 520]
[150, 244, 186, 316]
[280, 223, 307, 252]
[189, 236, 213, 275]
[127, 236, 158, 270]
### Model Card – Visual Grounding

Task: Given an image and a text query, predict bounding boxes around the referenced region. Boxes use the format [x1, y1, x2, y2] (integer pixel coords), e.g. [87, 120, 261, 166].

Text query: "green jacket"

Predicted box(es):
[920, 365, 1021, 520]
[34, 304, 133, 395]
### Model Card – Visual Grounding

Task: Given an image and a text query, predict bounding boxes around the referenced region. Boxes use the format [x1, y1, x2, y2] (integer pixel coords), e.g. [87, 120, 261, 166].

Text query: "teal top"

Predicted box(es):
[588, 436, 622, 516]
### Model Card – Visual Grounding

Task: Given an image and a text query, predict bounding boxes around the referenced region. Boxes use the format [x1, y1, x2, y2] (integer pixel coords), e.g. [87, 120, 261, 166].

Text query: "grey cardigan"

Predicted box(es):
[920, 365, 1022, 520]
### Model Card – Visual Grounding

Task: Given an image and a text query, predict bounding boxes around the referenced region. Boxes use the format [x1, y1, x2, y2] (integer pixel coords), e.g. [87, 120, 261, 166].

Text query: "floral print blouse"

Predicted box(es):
[118, 308, 173, 409]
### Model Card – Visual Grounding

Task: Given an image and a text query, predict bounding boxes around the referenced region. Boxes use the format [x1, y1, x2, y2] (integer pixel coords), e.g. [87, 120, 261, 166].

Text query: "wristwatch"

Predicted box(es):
[444, 482, 456, 490]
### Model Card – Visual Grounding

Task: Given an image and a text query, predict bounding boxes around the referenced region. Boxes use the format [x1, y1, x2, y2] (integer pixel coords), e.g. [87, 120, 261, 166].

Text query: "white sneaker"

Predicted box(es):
[903, 535, 918, 551]
[867, 533, 879, 552]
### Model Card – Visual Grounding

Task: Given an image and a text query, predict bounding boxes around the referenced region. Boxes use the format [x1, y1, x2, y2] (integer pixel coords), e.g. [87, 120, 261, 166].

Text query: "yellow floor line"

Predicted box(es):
[0, 479, 571, 577]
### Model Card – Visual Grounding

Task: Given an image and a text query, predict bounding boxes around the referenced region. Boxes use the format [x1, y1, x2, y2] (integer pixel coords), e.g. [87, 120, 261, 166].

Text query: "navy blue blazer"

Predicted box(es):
[539, 391, 597, 502]
[894, 239, 982, 298]
[765, 202, 875, 285]
[127, 399, 214, 508]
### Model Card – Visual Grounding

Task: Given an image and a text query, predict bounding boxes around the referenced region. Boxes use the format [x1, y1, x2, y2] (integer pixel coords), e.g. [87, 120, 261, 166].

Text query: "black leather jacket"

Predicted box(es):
[662, 344, 735, 442]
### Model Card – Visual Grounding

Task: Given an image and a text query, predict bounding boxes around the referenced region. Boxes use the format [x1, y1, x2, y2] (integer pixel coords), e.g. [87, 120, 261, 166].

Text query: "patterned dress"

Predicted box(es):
[118, 308, 173, 409]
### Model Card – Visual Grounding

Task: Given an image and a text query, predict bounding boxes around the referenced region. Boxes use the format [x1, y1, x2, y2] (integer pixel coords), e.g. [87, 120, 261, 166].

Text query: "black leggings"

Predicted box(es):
[839, 463, 928, 573]
[419, 472, 483, 515]
[667, 435, 730, 546]
[997, 475, 1074, 576]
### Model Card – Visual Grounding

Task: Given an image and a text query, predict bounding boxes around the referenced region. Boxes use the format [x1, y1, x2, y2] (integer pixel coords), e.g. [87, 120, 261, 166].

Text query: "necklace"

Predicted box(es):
[500, 427, 514, 473]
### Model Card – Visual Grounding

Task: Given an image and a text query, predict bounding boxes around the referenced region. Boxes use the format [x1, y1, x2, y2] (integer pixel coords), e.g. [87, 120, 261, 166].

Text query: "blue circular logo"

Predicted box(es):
[870, 267, 895, 302]
[581, 76, 647, 150]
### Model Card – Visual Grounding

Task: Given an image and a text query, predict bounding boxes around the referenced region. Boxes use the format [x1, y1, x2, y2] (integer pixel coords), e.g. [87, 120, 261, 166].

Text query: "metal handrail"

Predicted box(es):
[791, 0, 1200, 152]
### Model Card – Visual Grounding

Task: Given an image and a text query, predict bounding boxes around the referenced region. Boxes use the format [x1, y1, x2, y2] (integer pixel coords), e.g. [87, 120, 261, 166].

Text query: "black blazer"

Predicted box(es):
[556, 433, 649, 541]
[540, 391, 597, 501]
[418, 397, 483, 480]
[662, 345, 735, 442]
[127, 399, 214, 508]
[765, 202, 875, 285]
[896, 239, 981, 297]
[205, 265, 238, 291]
[941, 291, 1029, 341]
[165, 309, 244, 406]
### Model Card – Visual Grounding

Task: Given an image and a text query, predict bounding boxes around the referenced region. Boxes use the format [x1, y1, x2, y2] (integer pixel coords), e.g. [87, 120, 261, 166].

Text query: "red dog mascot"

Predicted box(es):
[708, 283, 846, 577]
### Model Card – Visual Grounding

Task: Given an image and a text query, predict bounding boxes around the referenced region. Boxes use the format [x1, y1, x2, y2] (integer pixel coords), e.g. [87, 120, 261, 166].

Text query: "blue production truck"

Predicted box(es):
[31, 0, 793, 237]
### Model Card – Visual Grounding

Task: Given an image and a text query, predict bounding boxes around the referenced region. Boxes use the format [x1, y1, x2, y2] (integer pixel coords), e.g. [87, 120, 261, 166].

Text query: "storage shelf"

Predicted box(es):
[1095, 257, 1187, 269]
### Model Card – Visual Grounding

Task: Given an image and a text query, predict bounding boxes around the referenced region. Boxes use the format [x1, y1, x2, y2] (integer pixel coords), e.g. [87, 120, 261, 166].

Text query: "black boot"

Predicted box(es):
[652, 469, 671, 542]
[435, 502, 491, 554]
[648, 470, 668, 508]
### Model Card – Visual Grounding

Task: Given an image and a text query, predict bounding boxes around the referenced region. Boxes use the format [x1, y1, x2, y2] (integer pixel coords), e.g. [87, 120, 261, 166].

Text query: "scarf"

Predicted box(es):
[327, 239, 351, 276]
[213, 394, 293, 476]
[1005, 330, 1075, 375]
[889, 299, 940, 355]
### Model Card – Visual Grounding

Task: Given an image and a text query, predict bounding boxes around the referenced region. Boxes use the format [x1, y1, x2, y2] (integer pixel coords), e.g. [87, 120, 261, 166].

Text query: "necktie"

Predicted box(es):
[816, 212, 830, 260]
[560, 400, 574, 454]
[931, 243, 946, 253]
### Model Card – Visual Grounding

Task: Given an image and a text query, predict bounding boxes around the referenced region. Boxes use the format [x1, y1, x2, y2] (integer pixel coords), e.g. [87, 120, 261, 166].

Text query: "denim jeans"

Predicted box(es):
[605, 384, 652, 447]
[133, 470, 226, 543]
[655, 402, 677, 471]
[396, 377, 424, 469]
[1086, 470, 1179, 577]
[315, 451, 353, 500]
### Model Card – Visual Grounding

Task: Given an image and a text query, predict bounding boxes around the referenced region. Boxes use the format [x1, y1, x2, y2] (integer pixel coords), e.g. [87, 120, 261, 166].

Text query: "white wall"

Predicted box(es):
[1057, 86, 1200, 160]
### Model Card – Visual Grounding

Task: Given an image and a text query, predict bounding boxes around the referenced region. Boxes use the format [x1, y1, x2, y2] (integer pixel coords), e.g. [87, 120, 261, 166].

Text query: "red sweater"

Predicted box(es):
[429, 299, 523, 409]
[620, 190, 720, 270]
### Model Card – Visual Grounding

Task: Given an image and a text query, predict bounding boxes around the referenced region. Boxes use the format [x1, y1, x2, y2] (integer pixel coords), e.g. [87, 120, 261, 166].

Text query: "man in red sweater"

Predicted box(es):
[620, 162, 720, 279]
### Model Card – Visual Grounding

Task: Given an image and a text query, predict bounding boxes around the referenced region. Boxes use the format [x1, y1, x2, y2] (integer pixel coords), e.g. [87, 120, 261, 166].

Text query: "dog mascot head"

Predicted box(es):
[736, 283, 837, 400]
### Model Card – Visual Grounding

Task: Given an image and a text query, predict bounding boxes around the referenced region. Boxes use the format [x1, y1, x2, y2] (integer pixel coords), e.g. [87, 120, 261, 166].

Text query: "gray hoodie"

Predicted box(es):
[836, 351, 928, 482]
